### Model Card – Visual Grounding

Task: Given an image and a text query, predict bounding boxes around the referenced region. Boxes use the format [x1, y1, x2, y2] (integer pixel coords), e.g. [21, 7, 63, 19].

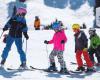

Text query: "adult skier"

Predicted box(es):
[88, 28, 100, 66]
[44, 21, 69, 74]
[0, 7, 29, 69]
[72, 24, 95, 72]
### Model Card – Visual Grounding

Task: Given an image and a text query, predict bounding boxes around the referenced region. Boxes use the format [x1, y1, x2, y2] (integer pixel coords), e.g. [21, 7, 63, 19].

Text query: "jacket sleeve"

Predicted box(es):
[81, 32, 88, 48]
[3, 18, 12, 30]
[95, 35, 100, 47]
[48, 39, 54, 44]
[48, 35, 54, 44]
[22, 19, 29, 39]
[22, 19, 28, 32]
[92, 35, 100, 49]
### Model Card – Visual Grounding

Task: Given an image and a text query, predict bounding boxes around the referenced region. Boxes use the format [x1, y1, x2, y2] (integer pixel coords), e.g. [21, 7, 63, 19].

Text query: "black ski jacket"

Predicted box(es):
[74, 31, 88, 52]
[3, 15, 28, 38]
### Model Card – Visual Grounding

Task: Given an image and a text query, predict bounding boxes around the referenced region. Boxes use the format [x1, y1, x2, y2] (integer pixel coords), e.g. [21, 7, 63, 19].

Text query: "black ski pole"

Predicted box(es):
[46, 44, 49, 66]
[25, 39, 27, 54]
[0, 31, 4, 39]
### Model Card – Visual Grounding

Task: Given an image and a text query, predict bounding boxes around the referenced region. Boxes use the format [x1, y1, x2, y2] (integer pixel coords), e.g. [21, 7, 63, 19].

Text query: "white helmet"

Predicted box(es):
[89, 28, 96, 35]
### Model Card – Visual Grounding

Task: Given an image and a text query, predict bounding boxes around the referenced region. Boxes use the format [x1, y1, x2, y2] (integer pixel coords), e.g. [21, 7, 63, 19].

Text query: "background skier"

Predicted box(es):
[34, 16, 41, 30]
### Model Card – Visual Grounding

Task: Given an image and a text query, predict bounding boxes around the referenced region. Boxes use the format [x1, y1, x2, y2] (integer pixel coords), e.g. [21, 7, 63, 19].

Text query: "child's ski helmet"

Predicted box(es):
[89, 28, 96, 35]
[52, 22, 61, 30]
[72, 24, 80, 30]
[16, 7, 27, 15]
[89, 28, 96, 32]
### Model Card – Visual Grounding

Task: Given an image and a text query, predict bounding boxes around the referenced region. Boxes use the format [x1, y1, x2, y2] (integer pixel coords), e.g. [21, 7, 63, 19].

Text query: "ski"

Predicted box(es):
[30, 66, 57, 72]
[70, 70, 85, 73]
[7, 67, 34, 71]
[70, 62, 87, 66]
[30, 66, 71, 75]
[70, 69, 96, 74]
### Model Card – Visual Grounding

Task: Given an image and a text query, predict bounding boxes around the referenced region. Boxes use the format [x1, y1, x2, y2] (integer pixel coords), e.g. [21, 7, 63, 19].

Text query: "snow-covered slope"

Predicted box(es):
[0, 30, 100, 80]
[0, 0, 95, 29]
[0, 0, 100, 80]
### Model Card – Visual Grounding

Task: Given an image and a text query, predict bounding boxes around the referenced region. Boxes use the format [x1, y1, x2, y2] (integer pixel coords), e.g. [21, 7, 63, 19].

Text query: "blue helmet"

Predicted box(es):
[52, 22, 61, 30]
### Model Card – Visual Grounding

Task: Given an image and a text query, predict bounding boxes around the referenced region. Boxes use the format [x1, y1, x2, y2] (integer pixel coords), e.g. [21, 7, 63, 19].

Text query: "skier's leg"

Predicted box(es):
[76, 50, 83, 67]
[49, 50, 56, 65]
[1, 36, 14, 65]
[15, 38, 26, 64]
[95, 45, 100, 64]
[57, 51, 68, 73]
[83, 50, 93, 68]
[88, 48, 95, 64]
[48, 50, 57, 71]
[57, 51, 66, 68]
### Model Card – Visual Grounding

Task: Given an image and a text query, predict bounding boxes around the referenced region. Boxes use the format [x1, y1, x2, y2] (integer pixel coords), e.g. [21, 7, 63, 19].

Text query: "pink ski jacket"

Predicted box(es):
[48, 30, 67, 51]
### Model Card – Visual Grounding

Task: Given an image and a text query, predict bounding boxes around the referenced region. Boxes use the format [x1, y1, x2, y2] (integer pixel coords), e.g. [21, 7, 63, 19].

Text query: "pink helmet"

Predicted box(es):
[16, 7, 27, 15]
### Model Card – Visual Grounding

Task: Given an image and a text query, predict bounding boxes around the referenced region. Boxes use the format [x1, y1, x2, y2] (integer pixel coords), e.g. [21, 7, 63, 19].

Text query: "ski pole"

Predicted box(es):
[46, 44, 48, 56]
[25, 39, 27, 54]
[46, 44, 49, 66]
[0, 31, 4, 39]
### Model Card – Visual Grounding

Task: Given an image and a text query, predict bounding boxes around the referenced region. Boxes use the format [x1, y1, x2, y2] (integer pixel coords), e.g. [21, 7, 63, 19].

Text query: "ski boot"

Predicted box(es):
[19, 62, 28, 70]
[85, 67, 96, 73]
[0, 64, 4, 70]
[76, 66, 85, 71]
[47, 63, 57, 72]
[59, 68, 70, 74]
[0, 59, 6, 70]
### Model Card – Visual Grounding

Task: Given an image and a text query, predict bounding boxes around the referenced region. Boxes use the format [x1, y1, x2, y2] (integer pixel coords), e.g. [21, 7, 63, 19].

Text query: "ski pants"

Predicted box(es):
[1, 36, 26, 63]
[76, 50, 93, 68]
[88, 46, 100, 63]
[49, 50, 66, 69]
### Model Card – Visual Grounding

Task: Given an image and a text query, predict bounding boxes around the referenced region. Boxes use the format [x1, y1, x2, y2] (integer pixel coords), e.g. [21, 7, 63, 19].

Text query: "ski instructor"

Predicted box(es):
[0, 7, 29, 69]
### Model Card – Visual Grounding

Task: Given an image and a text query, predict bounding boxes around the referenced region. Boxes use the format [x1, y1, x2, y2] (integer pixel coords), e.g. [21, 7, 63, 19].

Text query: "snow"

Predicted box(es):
[0, 0, 100, 80]
[0, 29, 100, 80]
[0, 0, 95, 29]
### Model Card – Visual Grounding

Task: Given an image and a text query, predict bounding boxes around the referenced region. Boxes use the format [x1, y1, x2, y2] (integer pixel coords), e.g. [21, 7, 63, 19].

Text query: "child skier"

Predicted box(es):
[0, 7, 29, 69]
[44, 21, 69, 74]
[88, 28, 100, 66]
[72, 24, 95, 72]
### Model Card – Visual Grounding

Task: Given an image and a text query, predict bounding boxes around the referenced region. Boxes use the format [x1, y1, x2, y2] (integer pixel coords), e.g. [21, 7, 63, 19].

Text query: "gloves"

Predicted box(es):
[25, 35, 29, 40]
[23, 32, 29, 40]
[83, 48, 87, 52]
[44, 40, 49, 44]
[3, 28, 8, 31]
[61, 40, 65, 44]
